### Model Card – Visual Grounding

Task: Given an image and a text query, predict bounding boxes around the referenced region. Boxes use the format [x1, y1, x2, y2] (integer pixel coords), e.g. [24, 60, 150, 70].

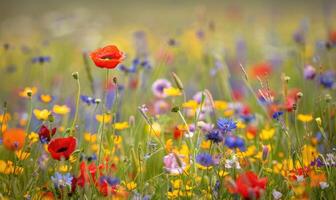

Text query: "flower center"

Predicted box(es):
[56, 147, 68, 153]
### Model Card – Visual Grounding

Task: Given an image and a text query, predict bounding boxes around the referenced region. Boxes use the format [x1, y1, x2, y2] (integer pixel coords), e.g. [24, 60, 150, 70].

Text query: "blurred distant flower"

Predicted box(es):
[53, 105, 70, 115]
[303, 65, 316, 79]
[51, 172, 73, 188]
[39, 94, 53, 103]
[205, 129, 223, 143]
[90, 45, 124, 69]
[234, 171, 267, 199]
[152, 79, 171, 98]
[38, 125, 56, 143]
[272, 189, 283, 200]
[319, 71, 335, 88]
[163, 153, 187, 175]
[196, 153, 213, 168]
[32, 56, 51, 64]
[217, 118, 237, 133]
[250, 62, 272, 78]
[2, 128, 25, 151]
[48, 137, 77, 160]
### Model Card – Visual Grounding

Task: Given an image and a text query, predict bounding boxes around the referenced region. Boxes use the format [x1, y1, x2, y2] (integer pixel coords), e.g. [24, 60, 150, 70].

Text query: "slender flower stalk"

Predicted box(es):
[71, 72, 81, 134]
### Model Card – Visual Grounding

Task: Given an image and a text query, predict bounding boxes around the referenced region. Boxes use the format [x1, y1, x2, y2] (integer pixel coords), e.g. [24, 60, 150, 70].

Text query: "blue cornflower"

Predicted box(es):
[240, 114, 255, 123]
[100, 176, 120, 186]
[319, 71, 335, 88]
[51, 172, 73, 188]
[205, 129, 223, 143]
[272, 111, 284, 120]
[217, 118, 237, 133]
[32, 56, 51, 64]
[196, 153, 214, 167]
[80, 95, 96, 105]
[224, 135, 246, 151]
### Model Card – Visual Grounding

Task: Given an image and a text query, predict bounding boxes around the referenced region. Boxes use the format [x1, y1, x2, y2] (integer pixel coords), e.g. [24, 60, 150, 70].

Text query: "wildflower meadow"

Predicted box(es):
[0, 0, 336, 199]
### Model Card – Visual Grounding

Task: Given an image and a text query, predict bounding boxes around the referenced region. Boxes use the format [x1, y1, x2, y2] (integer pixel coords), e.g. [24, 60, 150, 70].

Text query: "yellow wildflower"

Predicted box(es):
[200, 140, 211, 149]
[28, 132, 39, 143]
[114, 135, 122, 144]
[125, 181, 137, 190]
[146, 122, 161, 137]
[298, 114, 313, 122]
[114, 122, 129, 130]
[171, 179, 182, 189]
[214, 100, 228, 110]
[84, 133, 97, 143]
[224, 109, 234, 117]
[163, 87, 182, 96]
[236, 121, 246, 129]
[165, 139, 173, 152]
[40, 94, 53, 103]
[53, 105, 70, 115]
[59, 165, 71, 172]
[19, 87, 37, 98]
[96, 114, 112, 123]
[33, 109, 51, 121]
[15, 150, 30, 160]
[259, 128, 275, 140]
[182, 100, 198, 109]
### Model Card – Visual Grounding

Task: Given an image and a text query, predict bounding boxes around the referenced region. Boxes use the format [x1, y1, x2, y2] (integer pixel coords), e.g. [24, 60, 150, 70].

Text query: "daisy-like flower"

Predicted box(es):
[51, 172, 73, 188]
[217, 118, 237, 133]
[152, 79, 172, 98]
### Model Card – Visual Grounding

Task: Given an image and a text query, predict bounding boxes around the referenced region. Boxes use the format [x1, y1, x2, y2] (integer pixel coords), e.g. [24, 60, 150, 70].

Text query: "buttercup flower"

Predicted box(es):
[33, 109, 51, 121]
[53, 105, 70, 115]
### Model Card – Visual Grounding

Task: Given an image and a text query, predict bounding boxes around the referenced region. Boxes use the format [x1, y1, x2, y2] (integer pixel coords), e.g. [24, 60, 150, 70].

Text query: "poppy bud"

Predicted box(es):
[129, 115, 135, 126]
[26, 89, 33, 97]
[315, 117, 322, 127]
[296, 92, 303, 99]
[113, 77, 118, 84]
[48, 113, 54, 123]
[72, 72, 79, 80]
[171, 106, 180, 113]
[262, 145, 269, 161]
[325, 94, 332, 102]
[171, 72, 184, 91]
[95, 98, 101, 104]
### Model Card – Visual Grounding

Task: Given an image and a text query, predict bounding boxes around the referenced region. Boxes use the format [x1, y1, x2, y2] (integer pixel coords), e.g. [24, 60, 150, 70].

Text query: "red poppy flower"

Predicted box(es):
[173, 126, 183, 140]
[90, 45, 124, 69]
[39, 125, 56, 143]
[250, 62, 272, 78]
[48, 137, 77, 160]
[235, 171, 267, 199]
